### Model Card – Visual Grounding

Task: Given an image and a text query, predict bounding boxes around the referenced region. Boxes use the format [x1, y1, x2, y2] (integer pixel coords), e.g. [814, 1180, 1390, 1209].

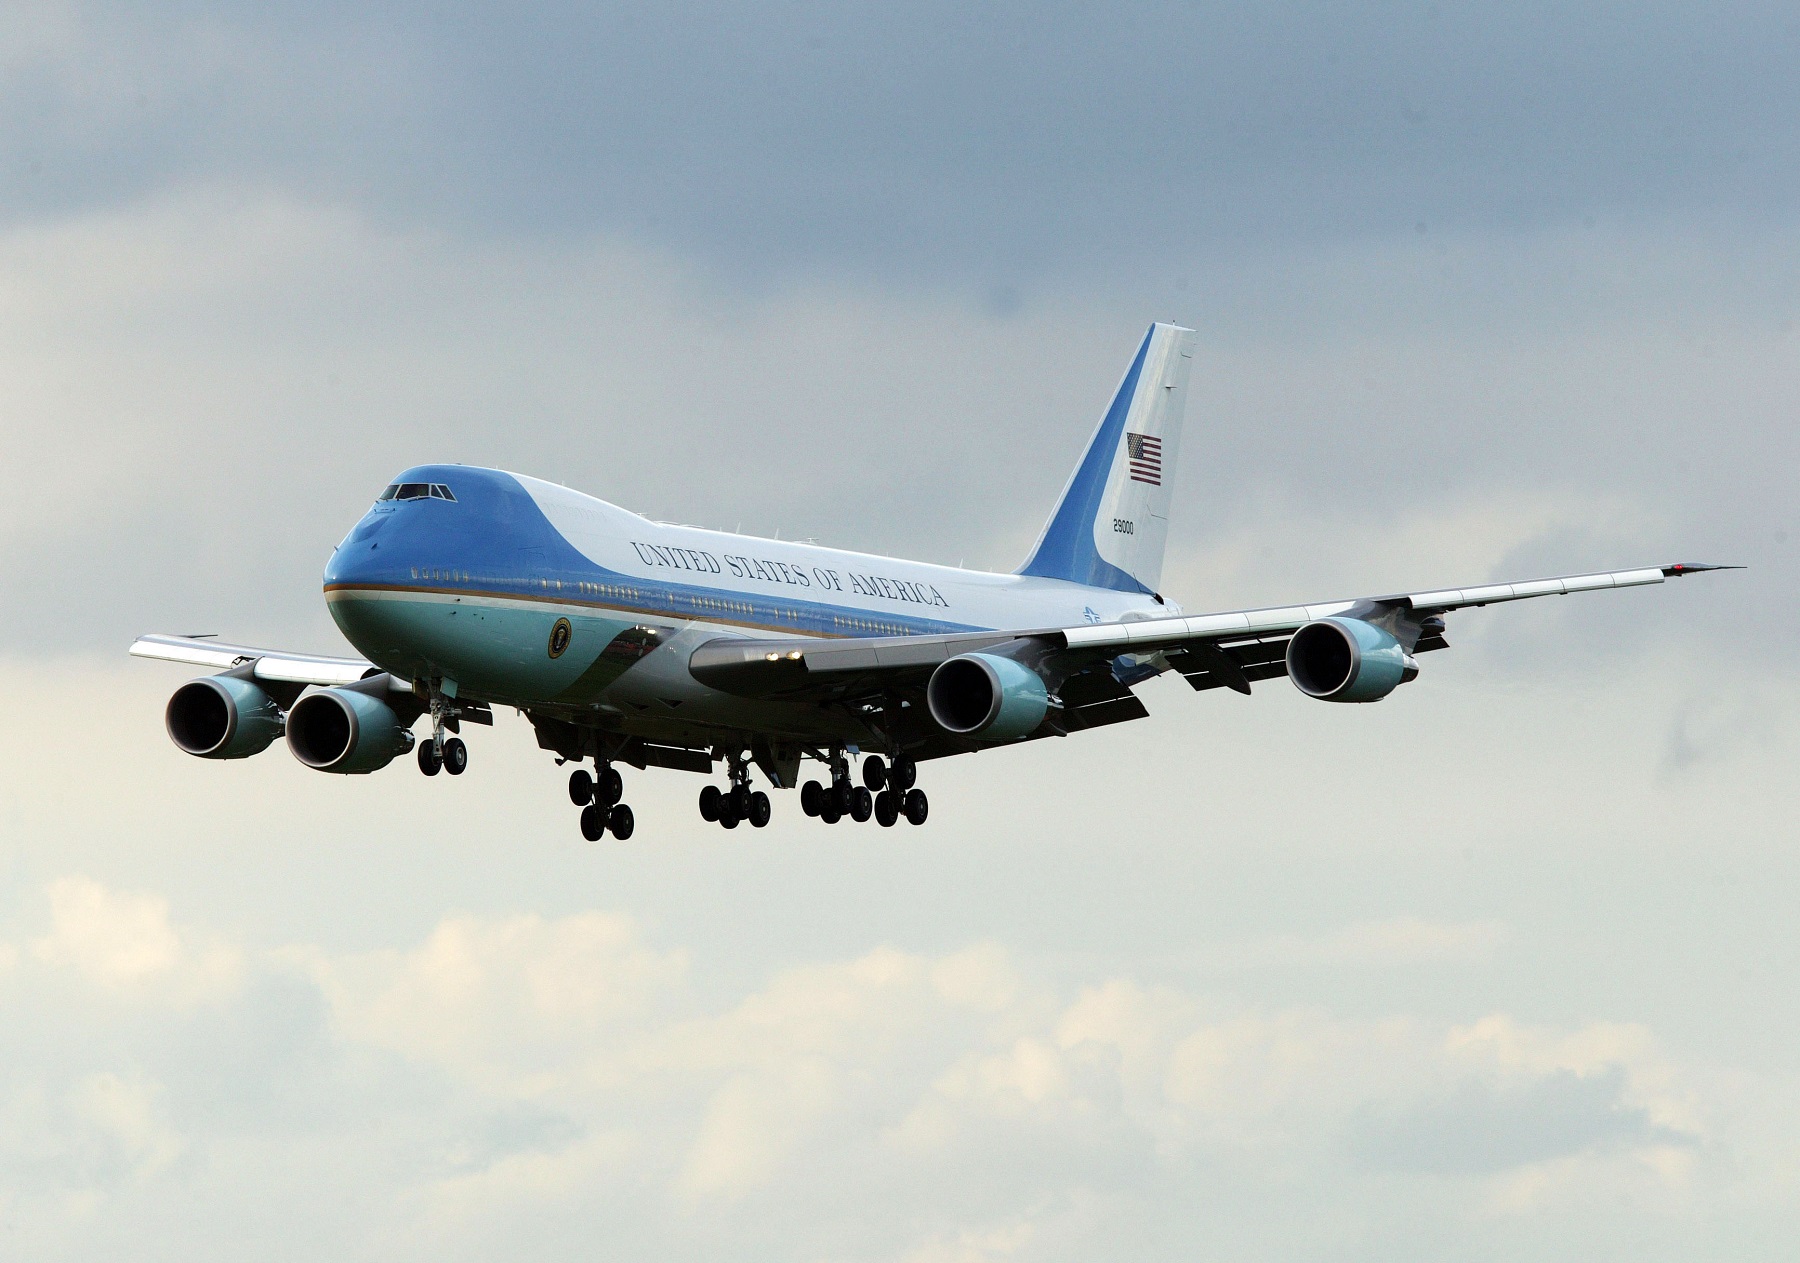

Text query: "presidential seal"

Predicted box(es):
[547, 617, 573, 659]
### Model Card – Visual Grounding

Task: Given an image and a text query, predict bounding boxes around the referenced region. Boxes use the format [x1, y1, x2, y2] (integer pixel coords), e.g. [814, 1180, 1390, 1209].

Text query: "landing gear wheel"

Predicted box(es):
[442, 737, 468, 775]
[820, 799, 842, 824]
[748, 790, 771, 828]
[699, 784, 722, 822]
[874, 790, 899, 827]
[418, 741, 442, 776]
[579, 803, 607, 841]
[608, 804, 634, 840]
[729, 786, 751, 819]
[850, 786, 873, 822]
[903, 788, 929, 825]
[831, 782, 852, 816]
[801, 781, 824, 817]
[720, 804, 741, 829]
[862, 755, 887, 791]
[890, 756, 916, 792]
[569, 769, 594, 804]
[596, 767, 623, 809]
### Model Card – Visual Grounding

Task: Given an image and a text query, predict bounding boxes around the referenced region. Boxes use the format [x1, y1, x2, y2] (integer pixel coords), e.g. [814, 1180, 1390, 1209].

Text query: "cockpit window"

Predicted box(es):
[378, 482, 454, 503]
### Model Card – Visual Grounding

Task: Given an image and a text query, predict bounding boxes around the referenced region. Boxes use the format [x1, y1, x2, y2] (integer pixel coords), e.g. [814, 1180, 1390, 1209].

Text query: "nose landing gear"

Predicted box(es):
[418, 689, 470, 777]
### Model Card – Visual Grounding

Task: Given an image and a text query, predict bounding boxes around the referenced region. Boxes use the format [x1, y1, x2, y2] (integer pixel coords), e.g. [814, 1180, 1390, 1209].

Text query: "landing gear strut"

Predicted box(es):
[418, 689, 469, 777]
[571, 759, 631, 840]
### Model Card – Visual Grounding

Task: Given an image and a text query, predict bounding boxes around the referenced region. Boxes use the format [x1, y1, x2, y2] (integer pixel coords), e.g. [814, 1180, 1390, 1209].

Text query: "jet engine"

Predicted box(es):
[165, 674, 284, 759]
[926, 653, 1049, 740]
[285, 684, 415, 774]
[1285, 617, 1418, 703]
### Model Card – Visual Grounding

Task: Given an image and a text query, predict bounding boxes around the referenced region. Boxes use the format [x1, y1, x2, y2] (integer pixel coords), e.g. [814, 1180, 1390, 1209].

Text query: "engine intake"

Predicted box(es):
[926, 653, 1048, 740]
[165, 675, 284, 759]
[1286, 617, 1417, 703]
[286, 685, 415, 774]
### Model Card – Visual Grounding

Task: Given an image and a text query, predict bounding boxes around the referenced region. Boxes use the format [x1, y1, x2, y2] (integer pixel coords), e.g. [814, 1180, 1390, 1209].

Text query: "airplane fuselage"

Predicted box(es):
[323, 465, 1170, 750]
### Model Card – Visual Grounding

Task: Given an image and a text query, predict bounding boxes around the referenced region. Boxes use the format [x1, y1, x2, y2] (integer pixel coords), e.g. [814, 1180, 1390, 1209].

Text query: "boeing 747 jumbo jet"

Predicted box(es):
[134, 324, 1733, 839]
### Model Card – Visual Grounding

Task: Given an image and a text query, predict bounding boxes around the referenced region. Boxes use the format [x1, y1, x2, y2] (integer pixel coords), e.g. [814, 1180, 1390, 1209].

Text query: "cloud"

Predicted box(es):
[0, 877, 1749, 1259]
[6, 4, 1799, 279]
[30, 876, 241, 1000]
[1349, 1067, 1692, 1177]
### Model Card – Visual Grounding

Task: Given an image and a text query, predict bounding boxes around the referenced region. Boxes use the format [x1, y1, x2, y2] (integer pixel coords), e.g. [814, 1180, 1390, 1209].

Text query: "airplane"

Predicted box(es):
[132, 323, 1735, 840]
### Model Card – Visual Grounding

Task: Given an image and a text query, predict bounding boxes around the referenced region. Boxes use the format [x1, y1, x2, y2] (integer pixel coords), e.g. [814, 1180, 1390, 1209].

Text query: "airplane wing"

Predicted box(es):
[688, 563, 1738, 724]
[129, 634, 388, 688]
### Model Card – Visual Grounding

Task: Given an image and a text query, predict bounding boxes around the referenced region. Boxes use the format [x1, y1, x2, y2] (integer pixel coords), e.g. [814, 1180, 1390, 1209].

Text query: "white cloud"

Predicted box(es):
[0, 873, 1788, 1260]
[29, 875, 240, 1000]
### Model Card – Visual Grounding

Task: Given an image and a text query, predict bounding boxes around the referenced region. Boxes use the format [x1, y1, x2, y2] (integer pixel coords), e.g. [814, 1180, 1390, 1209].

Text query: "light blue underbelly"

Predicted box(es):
[327, 591, 676, 705]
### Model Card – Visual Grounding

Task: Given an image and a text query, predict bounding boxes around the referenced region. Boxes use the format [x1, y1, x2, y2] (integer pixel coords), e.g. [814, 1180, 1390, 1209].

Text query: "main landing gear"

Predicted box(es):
[569, 761, 634, 841]
[801, 752, 927, 828]
[698, 752, 771, 830]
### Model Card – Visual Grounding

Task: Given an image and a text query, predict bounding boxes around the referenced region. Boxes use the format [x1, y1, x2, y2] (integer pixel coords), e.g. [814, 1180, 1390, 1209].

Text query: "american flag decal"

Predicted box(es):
[1126, 432, 1162, 485]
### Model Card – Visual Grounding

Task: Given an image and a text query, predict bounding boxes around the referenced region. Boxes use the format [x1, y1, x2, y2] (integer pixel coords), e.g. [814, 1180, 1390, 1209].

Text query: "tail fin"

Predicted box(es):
[1017, 322, 1196, 594]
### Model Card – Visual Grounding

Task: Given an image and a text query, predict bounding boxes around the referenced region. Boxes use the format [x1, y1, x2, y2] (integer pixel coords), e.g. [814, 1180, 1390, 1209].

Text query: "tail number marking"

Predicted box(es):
[1112, 519, 1135, 535]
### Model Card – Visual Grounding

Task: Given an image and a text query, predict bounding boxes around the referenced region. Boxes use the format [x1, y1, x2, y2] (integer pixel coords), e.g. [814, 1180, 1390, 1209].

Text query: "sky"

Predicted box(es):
[1, 3, 1797, 1259]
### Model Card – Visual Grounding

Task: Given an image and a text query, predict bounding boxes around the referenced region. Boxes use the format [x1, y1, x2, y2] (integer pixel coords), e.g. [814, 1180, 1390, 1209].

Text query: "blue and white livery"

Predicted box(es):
[133, 323, 1735, 837]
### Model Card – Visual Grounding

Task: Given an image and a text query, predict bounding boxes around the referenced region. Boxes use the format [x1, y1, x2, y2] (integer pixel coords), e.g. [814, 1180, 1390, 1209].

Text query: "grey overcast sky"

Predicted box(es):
[2, 4, 1797, 1261]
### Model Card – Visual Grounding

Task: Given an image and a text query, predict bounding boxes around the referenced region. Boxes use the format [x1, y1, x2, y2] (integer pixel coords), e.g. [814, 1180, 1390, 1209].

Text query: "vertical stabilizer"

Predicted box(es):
[1017, 322, 1196, 594]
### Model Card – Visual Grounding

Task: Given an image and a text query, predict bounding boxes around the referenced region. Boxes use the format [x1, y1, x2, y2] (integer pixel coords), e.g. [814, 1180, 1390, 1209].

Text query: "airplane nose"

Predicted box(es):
[324, 512, 399, 588]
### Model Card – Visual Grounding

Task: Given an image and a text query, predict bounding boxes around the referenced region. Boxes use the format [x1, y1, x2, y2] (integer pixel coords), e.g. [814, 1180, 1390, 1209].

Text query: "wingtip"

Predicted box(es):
[1662, 562, 1745, 577]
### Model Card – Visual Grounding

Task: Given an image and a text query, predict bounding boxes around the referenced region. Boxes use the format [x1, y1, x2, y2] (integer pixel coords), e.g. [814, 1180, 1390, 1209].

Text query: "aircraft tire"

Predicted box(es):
[720, 807, 740, 829]
[890, 756, 916, 792]
[418, 741, 442, 776]
[819, 799, 841, 825]
[862, 756, 887, 791]
[903, 788, 929, 826]
[569, 769, 594, 805]
[801, 781, 824, 816]
[608, 804, 635, 840]
[596, 767, 623, 809]
[831, 782, 852, 816]
[580, 803, 607, 841]
[748, 791, 771, 828]
[443, 738, 468, 775]
[850, 787, 873, 822]
[874, 791, 899, 827]
[699, 785, 722, 821]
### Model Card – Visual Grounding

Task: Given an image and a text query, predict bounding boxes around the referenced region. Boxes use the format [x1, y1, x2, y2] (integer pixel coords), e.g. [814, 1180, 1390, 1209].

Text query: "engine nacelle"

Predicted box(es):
[285, 685, 415, 774]
[926, 653, 1049, 740]
[165, 674, 284, 759]
[1286, 617, 1418, 703]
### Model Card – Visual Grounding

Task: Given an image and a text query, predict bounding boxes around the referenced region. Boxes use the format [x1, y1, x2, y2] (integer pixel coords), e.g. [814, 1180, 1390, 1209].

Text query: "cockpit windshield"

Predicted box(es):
[377, 483, 456, 502]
